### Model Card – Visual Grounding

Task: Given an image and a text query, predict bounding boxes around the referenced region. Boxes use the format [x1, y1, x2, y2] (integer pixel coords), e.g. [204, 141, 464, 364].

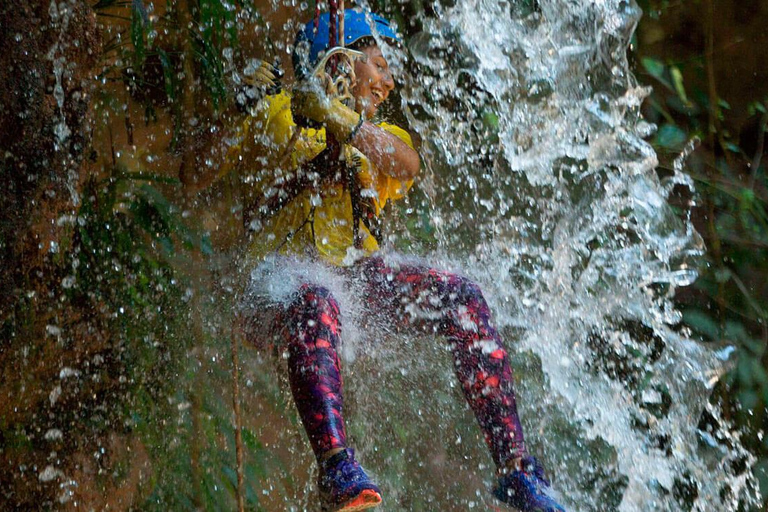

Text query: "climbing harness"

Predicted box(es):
[303, 2, 379, 250]
[246, 5, 396, 251]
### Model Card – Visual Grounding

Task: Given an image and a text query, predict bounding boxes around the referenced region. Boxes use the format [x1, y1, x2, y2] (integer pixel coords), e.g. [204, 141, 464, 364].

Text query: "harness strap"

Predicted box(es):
[256, 3, 375, 250]
[244, 146, 382, 248]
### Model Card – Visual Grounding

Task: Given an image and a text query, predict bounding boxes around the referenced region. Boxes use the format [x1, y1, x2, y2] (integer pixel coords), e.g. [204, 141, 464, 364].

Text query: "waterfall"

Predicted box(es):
[343, 0, 759, 509]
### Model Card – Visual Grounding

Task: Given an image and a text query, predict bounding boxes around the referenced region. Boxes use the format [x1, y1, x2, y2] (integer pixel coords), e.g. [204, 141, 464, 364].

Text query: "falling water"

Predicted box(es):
[347, 0, 758, 510]
[236, 0, 760, 509]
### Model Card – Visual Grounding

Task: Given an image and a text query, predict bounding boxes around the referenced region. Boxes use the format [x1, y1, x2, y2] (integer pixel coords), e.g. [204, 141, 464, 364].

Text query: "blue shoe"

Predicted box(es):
[318, 448, 382, 512]
[494, 456, 566, 512]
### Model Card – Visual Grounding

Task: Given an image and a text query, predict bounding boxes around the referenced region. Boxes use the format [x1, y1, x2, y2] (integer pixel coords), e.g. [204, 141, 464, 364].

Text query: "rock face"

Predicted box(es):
[1, 1, 344, 508]
[0, 1, 105, 508]
[0, 1, 99, 313]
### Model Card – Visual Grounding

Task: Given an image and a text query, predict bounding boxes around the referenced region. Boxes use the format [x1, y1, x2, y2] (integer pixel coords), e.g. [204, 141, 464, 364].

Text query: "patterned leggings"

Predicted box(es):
[277, 257, 526, 469]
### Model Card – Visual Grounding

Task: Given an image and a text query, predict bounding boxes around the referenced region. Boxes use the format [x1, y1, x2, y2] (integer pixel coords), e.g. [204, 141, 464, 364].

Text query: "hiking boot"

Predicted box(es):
[318, 448, 382, 512]
[493, 456, 566, 512]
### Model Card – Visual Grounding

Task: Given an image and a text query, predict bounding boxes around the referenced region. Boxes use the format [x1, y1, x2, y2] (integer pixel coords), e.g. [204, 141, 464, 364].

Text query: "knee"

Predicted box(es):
[287, 284, 341, 344]
[446, 276, 497, 337]
[294, 284, 339, 315]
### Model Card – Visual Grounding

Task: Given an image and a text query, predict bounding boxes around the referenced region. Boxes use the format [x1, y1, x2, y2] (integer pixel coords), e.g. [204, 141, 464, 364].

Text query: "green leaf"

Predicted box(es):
[130, 6, 146, 70]
[737, 356, 754, 386]
[221, 465, 239, 492]
[724, 320, 747, 343]
[738, 389, 759, 410]
[753, 459, 768, 500]
[670, 65, 690, 106]
[682, 309, 719, 340]
[655, 124, 687, 150]
[641, 57, 666, 85]
[751, 359, 768, 386]
[725, 322, 765, 354]
[157, 49, 176, 102]
[482, 110, 499, 130]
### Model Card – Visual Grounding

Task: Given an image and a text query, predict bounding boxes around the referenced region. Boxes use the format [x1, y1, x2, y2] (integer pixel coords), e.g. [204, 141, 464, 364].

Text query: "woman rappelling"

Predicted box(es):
[181, 6, 566, 512]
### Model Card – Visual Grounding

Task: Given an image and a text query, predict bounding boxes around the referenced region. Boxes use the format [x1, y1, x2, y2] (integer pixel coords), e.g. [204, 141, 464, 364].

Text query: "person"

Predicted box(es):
[184, 8, 567, 512]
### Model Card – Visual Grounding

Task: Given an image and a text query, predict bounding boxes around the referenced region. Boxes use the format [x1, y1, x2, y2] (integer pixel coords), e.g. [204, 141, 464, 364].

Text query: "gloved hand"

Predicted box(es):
[291, 84, 362, 141]
[235, 58, 282, 112]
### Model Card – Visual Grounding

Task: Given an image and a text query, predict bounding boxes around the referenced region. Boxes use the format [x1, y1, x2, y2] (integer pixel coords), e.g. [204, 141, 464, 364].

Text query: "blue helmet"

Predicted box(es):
[293, 9, 401, 76]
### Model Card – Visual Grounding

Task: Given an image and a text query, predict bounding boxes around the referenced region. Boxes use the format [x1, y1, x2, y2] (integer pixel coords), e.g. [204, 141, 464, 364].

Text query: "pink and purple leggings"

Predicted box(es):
[274, 256, 526, 469]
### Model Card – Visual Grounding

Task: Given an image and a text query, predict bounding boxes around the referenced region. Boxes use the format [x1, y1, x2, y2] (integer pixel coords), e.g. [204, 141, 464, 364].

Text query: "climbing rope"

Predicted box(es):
[313, 0, 357, 108]
[311, 1, 369, 249]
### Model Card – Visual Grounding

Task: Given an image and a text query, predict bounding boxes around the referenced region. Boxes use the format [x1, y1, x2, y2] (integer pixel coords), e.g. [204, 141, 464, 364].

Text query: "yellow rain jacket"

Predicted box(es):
[228, 92, 414, 266]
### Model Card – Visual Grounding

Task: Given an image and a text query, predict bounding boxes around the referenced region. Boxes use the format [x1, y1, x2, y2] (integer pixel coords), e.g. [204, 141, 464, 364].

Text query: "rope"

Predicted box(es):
[309, 2, 368, 249]
[328, 0, 338, 47]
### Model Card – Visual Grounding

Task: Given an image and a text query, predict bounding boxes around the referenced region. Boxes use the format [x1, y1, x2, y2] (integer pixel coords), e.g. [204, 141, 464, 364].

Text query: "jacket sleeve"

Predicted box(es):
[373, 122, 416, 210]
[221, 92, 325, 198]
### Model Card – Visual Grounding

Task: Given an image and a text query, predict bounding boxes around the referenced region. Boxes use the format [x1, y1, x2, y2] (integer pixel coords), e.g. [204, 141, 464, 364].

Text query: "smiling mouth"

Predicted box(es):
[371, 89, 385, 104]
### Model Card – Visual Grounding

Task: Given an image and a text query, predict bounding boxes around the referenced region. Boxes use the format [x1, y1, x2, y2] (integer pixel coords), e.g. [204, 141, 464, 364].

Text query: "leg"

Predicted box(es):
[359, 257, 526, 470]
[279, 283, 382, 511]
[281, 284, 347, 460]
[360, 258, 566, 511]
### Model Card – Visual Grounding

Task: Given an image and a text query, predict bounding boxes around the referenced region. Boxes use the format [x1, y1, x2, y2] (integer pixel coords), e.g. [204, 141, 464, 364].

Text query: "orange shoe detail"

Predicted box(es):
[334, 489, 382, 512]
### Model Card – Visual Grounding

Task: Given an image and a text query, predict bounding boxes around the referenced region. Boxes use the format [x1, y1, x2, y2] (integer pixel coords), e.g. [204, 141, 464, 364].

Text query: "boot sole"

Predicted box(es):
[324, 489, 382, 512]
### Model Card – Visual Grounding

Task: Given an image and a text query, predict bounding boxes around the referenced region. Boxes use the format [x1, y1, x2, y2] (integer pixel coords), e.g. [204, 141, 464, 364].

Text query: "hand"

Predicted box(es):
[291, 84, 360, 141]
[235, 59, 282, 112]
[291, 84, 329, 127]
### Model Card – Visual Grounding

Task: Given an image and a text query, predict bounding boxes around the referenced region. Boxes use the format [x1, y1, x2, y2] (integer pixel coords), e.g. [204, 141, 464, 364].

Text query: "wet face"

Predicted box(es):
[351, 45, 395, 119]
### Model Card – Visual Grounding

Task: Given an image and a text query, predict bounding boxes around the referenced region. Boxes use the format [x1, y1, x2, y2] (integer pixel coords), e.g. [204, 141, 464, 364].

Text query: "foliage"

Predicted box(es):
[96, 0, 259, 138]
[67, 1, 287, 508]
[72, 167, 278, 508]
[635, 0, 768, 502]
